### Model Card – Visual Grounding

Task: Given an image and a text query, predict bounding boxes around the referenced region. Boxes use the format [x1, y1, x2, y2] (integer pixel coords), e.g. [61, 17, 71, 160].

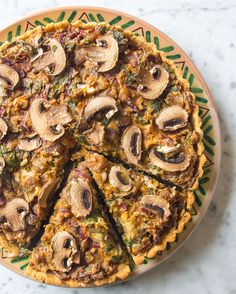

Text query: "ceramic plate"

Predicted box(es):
[0, 6, 221, 286]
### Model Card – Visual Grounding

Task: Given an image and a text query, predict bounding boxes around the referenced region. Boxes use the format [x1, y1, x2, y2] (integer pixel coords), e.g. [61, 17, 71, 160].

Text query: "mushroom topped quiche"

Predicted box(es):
[0, 20, 205, 287]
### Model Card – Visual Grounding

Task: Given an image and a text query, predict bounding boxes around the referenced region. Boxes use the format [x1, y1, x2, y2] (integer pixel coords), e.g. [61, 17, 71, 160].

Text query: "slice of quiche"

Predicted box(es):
[0, 134, 74, 256]
[82, 151, 194, 265]
[25, 160, 130, 287]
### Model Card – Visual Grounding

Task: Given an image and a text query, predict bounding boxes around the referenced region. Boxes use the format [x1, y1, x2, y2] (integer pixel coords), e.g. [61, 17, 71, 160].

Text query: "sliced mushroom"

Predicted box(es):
[68, 180, 92, 217]
[38, 179, 60, 208]
[0, 78, 9, 97]
[85, 122, 105, 146]
[0, 64, 19, 90]
[83, 95, 118, 123]
[121, 126, 142, 165]
[0, 157, 5, 174]
[149, 147, 191, 172]
[75, 34, 119, 72]
[108, 166, 133, 192]
[29, 99, 72, 142]
[140, 195, 171, 220]
[0, 118, 7, 140]
[52, 231, 77, 272]
[33, 38, 66, 76]
[155, 105, 188, 131]
[18, 135, 42, 151]
[137, 65, 169, 100]
[0, 198, 29, 231]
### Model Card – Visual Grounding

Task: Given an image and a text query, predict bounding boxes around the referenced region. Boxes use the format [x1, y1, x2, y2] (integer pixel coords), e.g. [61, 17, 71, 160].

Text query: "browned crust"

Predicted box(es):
[132, 192, 194, 265]
[0, 234, 21, 257]
[25, 262, 130, 287]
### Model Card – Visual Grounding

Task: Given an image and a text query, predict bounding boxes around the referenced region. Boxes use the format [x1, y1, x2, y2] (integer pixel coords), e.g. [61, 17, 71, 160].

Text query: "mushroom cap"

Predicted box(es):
[38, 179, 60, 208]
[140, 194, 171, 220]
[0, 198, 29, 231]
[0, 157, 5, 174]
[121, 126, 142, 165]
[78, 34, 119, 72]
[52, 231, 77, 272]
[68, 180, 93, 218]
[83, 95, 118, 123]
[0, 118, 8, 140]
[33, 38, 66, 76]
[155, 105, 188, 131]
[29, 98, 72, 142]
[18, 135, 42, 152]
[149, 147, 191, 172]
[108, 165, 133, 192]
[137, 65, 169, 100]
[0, 64, 19, 90]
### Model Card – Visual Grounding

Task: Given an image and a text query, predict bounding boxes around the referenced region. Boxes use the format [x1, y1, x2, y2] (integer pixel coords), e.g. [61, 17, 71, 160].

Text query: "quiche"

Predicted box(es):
[0, 19, 205, 286]
[25, 161, 130, 287]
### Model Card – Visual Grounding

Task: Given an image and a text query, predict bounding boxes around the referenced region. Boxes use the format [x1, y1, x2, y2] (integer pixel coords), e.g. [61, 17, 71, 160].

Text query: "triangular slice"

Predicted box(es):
[82, 151, 194, 265]
[25, 160, 130, 287]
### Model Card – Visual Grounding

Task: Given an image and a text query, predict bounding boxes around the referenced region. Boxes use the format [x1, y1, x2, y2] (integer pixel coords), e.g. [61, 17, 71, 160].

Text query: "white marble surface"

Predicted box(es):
[0, 0, 235, 293]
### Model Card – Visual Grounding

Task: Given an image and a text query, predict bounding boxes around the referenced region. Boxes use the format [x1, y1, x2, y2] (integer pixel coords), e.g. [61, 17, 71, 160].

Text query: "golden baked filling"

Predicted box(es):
[0, 20, 205, 286]
[25, 162, 130, 287]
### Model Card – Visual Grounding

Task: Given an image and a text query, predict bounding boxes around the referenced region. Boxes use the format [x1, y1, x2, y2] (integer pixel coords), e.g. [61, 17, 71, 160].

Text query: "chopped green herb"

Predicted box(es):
[112, 30, 128, 46]
[71, 83, 78, 90]
[84, 39, 94, 45]
[86, 215, 98, 223]
[169, 85, 179, 93]
[0, 147, 22, 170]
[68, 100, 77, 111]
[86, 208, 101, 223]
[104, 243, 114, 252]
[52, 74, 69, 86]
[52, 45, 57, 52]
[78, 136, 90, 146]
[126, 71, 137, 85]
[151, 99, 163, 112]
[48, 74, 69, 99]
[148, 187, 154, 194]
[123, 239, 133, 247]
[135, 114, 149, 125]
[0, 145, 10, 155]
[31, 80, 43, 94]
